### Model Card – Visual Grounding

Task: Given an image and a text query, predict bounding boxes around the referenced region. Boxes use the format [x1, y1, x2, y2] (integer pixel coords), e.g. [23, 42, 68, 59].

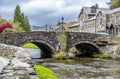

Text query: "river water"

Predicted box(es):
[27, 49, 120, 79]
[25, 48, 41, 58]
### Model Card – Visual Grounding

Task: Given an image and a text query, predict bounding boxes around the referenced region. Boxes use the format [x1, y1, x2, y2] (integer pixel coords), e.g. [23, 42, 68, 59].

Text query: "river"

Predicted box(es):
[25, 48, 41, 58]
[27, 49, 120, 79]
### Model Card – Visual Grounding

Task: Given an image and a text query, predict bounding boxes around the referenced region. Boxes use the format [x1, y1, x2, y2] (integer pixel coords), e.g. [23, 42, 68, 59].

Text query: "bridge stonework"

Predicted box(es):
[66, 32, 117, 54]
[0, 32, 62, 57]
[0, 31, 117, 56]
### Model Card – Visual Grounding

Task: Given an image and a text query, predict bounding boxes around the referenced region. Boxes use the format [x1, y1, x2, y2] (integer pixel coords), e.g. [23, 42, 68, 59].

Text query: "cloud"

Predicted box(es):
[0, 0, 109, 26]
[19, 0, 84, 25]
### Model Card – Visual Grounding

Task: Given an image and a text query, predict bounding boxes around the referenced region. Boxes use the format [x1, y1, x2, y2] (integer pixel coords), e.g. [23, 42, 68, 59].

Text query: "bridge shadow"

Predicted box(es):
[33, 42, 53, 58]
[74, 42, 101, 57]
[21, 42, 54, 58]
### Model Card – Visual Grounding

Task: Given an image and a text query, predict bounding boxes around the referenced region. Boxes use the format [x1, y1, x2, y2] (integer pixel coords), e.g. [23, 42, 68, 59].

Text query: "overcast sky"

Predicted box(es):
[0, 0, 110, 27]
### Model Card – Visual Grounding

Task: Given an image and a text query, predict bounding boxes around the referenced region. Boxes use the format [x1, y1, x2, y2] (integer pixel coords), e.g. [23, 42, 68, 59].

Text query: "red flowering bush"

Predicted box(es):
[0, 22, 13, 33]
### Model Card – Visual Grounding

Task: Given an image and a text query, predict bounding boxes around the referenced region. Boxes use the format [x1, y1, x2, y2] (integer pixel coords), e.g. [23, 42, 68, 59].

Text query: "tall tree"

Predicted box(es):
[13, 5, 31, 32]
[110, 0, 120, 9]
[23, 16, 31, 31]
[13, 5, 21, 23]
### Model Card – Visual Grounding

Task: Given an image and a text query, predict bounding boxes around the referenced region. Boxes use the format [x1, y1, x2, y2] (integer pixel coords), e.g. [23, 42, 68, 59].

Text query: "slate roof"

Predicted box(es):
[96, 7, 120, 15]
[78, 6, 109, 18]
[109, 7, 120, 14]
[83, 7, 92, 14]
[85, 16, 96, 22]
[69, 23, 80, 28]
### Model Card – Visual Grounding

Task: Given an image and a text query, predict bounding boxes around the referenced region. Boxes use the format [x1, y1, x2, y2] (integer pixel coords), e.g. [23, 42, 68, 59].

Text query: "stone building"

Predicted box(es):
[69, 23, 80, 32]
[54, 26, 65, 32]
[70, 4, 120, 35]
[95, 8, 120, 35]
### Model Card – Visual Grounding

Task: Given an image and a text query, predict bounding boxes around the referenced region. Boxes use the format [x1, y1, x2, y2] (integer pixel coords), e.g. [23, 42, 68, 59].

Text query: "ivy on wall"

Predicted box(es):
[60, 32, 67, 51]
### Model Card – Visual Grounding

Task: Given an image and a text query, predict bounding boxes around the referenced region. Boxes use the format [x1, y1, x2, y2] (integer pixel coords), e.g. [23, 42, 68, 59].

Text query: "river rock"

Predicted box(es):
[0, 76, 14, 79]
[0, 57, 9, 72]
[30, 75, 39, 79]
[0, 44, 38, 78]
[26, 68, 36, 75]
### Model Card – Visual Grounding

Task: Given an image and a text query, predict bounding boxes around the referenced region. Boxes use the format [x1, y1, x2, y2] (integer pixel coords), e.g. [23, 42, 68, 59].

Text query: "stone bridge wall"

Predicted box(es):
[0, 31, 117, 54]
[66, 32, 117, 53]
[0, 31, 61, 53]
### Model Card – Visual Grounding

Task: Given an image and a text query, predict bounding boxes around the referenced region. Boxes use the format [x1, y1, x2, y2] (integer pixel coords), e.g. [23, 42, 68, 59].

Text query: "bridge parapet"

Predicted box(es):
[0, 31, 117, 54]
[66, 32, 116, 50]
[0, 31, 62, 53]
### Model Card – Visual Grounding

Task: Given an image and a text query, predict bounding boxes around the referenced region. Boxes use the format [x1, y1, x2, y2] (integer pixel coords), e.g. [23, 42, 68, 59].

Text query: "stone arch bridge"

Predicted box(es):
[0, 31, 117, 57]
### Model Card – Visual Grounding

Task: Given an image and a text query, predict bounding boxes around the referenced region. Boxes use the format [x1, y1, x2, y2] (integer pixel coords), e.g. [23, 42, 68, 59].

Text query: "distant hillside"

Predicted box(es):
[51, 21, 78, 31]
[31, 21, 78, 31]
[31, 25, 43, 30]
[63, 21, 78, 31]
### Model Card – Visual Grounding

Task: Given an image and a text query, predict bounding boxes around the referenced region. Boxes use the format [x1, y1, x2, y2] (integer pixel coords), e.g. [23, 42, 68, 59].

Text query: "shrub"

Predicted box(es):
[2, 28, 15, 33]
[69, 47, 76, 53]
[60, 32, 67, 51]
[34, 64, 57, 79]
[52, 51, 67, 59]
[117, 36, 120, 42]
[92, 53, 111, 59]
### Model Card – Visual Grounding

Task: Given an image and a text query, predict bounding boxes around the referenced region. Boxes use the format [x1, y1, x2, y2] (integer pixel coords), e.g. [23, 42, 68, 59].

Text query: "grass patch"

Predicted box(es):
[69, 47, 76, 53]
[22, 43, 39, 49]
[34, 64, 57, 79]
[92, 53, 111, 59]
[117, 36, 120, 42]
[52, 51, 68, 59]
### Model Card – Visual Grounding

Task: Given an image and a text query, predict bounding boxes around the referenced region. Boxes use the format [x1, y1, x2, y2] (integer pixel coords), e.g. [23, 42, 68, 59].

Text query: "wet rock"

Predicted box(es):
[0, 44, 38, 78]
[30, 75, 39, 79]
[1, 72, 14, 77]
[26, 68, 36, 75]
[14, 70, 28, 75]
[3, 70, 14, 73]
[0, 76, 14, 79]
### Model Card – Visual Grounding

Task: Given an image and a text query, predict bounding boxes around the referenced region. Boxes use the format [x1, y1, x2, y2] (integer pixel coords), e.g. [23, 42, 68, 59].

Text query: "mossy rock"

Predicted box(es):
[34, 64, 57, 79]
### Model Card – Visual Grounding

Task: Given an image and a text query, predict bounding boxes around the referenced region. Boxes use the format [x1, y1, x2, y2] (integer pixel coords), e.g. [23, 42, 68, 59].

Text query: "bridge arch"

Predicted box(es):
[17, 39, 55, 58]
[73, 41, 102, 57]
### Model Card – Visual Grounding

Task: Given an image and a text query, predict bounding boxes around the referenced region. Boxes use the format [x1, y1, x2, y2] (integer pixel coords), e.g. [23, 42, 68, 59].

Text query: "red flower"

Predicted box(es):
[0, 22, 13, 33]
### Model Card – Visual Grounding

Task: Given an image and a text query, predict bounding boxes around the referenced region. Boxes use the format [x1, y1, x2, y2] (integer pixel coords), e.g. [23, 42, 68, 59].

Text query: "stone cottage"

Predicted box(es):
[54, 26, 65, 32]
[96, 7, 120, 35]
[70, 4, 120, 35]
[69, 23, 80, 32]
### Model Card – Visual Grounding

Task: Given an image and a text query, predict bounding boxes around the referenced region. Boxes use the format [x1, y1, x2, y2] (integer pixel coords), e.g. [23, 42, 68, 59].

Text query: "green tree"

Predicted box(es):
[13, 5, 31, 32]
[110, 0, 120, 9]
[12, 22, 24, 32]
[13, 5, 21, 23]
[23, 16, 31, 31]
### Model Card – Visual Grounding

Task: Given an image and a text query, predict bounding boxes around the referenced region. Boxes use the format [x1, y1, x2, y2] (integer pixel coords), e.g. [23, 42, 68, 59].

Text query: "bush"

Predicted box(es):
[69, 47, 76, 53]
[52, 51, 67, 59]
[2, 28, 15, 33]
[117, 36, 120, 42]
[34, 64, 57, 79]
[60, 32, 67, 51]
[92, 53, 111, 59]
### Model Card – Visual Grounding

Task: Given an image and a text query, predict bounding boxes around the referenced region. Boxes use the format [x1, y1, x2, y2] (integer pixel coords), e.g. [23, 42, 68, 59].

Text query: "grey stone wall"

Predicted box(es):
[96, 11, 106, 32]
[0, 31, 62, 53]
[0, 32, 118, 55]
[66, 32, 117, 53]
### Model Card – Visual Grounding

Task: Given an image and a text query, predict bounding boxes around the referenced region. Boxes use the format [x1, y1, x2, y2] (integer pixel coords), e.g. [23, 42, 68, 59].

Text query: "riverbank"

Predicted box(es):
[33, 58, 120, 79]
[0, 44, 39, 79]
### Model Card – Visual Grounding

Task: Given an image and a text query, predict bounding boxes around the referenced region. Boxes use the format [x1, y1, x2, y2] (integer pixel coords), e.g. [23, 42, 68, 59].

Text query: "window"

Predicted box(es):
[100, 18, 102, 25]
[82, 17, 84, 27]
[115, 15, 120, 23]
[99, 18, 102, 28]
